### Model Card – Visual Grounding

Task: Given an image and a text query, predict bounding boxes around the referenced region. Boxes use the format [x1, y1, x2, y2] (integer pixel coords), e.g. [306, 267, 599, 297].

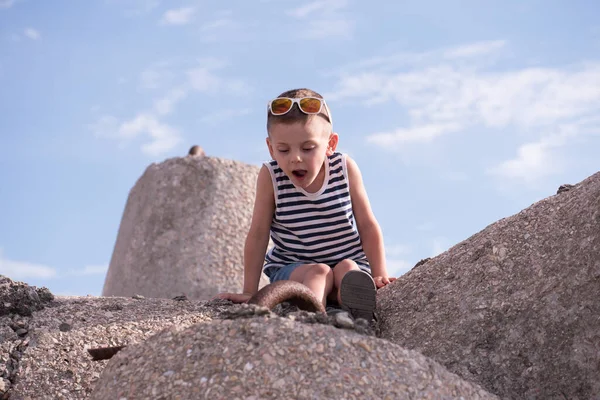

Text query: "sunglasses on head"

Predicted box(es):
[267, 97, 333, 128]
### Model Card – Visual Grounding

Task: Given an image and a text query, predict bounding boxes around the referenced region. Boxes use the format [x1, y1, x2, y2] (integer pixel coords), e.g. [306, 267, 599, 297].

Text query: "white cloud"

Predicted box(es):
[201, 18, 236, 32]
[139, 61, 175, 90]
[88, 115, 120, 138]
[432, 237, 451, 257]
[160, 7, 195, 26]
[385, 243, 412, 277]
[416, 222, 435, 231]
[486, 121, 592, 183]
[385, 243, 411, 257]
[367, 122, 462, 147]
[24, 28, 40, 40]
[90, 113, 181, 156]
[154, 87, 188, 116]
[187, 62, 252, 96]
[287, 0, 352, 39]
[287, 0, 348, 18]
[106, 0, 160, 16]
[92, 58, 250, 156]
[140, 68, 162, 89]
[0, 249, 57, 280]
[0, 0, 14, 9]
[303, 18, 354, 40]
[198, 16, 252, 43]
[199, 108, 251, 125]
[387, 259, 412, 277]
[443, 40, 506, 59]
[119, 113, 182, 155]
[67, 265, 108, 276]
[326, 40, 600, 182]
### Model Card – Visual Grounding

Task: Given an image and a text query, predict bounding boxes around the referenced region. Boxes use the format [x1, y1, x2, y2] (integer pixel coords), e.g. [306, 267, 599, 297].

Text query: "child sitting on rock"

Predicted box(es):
[217, 88, 395, 321]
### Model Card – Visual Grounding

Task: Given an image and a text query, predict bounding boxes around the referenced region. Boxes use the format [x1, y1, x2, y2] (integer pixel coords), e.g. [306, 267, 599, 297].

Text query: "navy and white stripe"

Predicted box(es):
[263, 152, 369, 278]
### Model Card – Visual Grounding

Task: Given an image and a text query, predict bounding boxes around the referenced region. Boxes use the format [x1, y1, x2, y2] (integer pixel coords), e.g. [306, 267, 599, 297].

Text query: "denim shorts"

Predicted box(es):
[267, 262, 306, 283]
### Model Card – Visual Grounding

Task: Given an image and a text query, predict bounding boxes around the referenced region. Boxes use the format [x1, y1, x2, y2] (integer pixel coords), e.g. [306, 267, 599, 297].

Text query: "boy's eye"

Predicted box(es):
[302, 147, 315, 152]
[278, 149, 289, 153]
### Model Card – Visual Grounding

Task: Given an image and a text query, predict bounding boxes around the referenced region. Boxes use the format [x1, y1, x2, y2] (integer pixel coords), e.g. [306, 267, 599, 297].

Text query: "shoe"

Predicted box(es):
[339, 270, 377, 322]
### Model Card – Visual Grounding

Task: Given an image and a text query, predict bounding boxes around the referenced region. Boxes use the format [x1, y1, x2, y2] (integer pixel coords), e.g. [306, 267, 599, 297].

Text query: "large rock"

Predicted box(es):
[102, 155, 269, 300]
[377, 172, 600, 399]
[0, 275, 54, 317]
[90, 316, 497, 400]
[5, 295, 220, 399]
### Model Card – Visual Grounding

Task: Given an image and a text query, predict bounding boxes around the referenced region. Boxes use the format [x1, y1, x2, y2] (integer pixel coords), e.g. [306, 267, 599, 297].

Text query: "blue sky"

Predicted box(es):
[1, 0, 599, 296]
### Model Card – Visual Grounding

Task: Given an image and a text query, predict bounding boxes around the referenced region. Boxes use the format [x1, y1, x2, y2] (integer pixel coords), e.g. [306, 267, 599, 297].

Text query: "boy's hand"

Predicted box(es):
[214, 292, 253, 303]
[373, 276, 396, 289]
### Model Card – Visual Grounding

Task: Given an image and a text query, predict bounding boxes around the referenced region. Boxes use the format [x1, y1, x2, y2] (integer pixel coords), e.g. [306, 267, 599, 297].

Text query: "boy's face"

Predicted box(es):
[266, 117, 338, 192]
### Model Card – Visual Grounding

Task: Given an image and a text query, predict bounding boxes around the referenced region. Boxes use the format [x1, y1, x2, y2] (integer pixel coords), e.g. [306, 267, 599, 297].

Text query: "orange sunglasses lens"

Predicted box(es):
[270, 98, 293, 115]
[298, 98, 322, 113]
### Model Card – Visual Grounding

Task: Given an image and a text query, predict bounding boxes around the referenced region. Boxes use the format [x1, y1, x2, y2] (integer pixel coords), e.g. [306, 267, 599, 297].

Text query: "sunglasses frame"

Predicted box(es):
[267, 97, 334, 129]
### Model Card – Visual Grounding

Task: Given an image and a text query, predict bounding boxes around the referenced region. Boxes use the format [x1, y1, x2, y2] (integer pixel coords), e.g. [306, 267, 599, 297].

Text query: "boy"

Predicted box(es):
[217, 88, 395, 321]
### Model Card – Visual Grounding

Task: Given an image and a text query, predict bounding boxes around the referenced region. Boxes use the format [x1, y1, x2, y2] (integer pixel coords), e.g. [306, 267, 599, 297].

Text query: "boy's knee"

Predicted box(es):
[307, 263, 332, 278]
[334, 259, 359, 276]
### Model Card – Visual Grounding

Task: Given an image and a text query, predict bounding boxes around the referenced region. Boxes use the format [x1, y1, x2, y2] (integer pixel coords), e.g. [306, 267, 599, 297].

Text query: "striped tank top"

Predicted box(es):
[263, 152, 370, 278]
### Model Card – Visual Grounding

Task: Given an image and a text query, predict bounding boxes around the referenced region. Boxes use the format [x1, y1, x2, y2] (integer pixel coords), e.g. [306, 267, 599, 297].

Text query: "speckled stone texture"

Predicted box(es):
[0, 275, 54, 317]
[101, 155, 269, 300]
[90, 317, 498, 400]
[4, 294, 222, 400]
[377, 171, 600, 399]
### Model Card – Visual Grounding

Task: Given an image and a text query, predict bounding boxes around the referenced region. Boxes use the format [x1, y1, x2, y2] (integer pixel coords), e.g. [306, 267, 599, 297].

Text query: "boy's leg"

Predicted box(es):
[287, 263, 334, 308]
[333, 260, 377, 321]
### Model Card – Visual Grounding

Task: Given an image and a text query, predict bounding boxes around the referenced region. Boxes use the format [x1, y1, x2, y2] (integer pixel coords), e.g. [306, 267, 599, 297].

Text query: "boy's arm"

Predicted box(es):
[346, 156, 395, 287]
[216, 165, 274, 302]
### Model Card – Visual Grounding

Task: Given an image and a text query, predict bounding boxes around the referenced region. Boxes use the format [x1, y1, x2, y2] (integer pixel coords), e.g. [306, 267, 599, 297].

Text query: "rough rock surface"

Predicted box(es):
[5, 294, 219, 399]
[377, 172, 600, 399]
[102, 156, 269, 300]
[1, 286, 386, 399]
[91, 317, 498, 400]
[1, 275, 54, 317]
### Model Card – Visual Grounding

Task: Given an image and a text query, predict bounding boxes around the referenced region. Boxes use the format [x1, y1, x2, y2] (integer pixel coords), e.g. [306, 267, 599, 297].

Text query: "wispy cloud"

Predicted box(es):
[287, 0, 353, 39]
[0, 249, 57, 280]
[92, 58, 251, 156]
[89, 113, 182, 156]
[416, 222, 435, 231]
[387, 259, 412, 277]
[120, 113, 182, 155]
[431, 237, 451, 257]
[326, 40, 600, 182]
[201, 17, 236, 32]
[105, 0, 160, 16]
[160, 7, 195, 26]
[187, 60, 252, 95]
[199, 108, 252, 125]
[367, 122, 462, 147]
[24, 28, 41, 40]
[198, 13, 253, 43]
[0, 0, 15, 9]
[154, 87, 187, 116]
[487, 119, 599, 182]
[287, 0, 348, 18]
[385, 243, 412, 277]
[67, 265, 108, 276]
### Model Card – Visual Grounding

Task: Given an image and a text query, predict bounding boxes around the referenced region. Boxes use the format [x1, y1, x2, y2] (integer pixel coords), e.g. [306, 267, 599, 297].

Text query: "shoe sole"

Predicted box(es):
[340, 270, 377, 321]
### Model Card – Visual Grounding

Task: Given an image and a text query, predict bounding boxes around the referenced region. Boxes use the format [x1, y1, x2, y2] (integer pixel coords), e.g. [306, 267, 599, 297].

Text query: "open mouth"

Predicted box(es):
[292, 169, 307, 178]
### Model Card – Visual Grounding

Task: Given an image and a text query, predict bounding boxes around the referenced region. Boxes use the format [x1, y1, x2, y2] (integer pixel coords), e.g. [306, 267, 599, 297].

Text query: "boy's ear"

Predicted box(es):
[326, 132, 339, 156]
[266, 137, 275, 159]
